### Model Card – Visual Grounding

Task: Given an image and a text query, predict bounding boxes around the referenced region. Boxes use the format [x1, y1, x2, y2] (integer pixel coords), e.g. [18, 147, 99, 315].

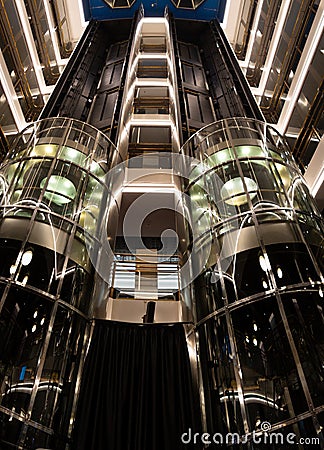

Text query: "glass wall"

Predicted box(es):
[0, 117, 120, 448]
[182, 118, 324, 447]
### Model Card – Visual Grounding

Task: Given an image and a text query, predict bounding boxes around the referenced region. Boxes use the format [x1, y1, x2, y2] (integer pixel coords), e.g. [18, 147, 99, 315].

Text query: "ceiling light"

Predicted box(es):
[221, 177, 258, 206]
[41, 176, 76, 206]
[241, 147, 250, 155]
[277, 266, 283, 279]
[215, 149, 230, 163]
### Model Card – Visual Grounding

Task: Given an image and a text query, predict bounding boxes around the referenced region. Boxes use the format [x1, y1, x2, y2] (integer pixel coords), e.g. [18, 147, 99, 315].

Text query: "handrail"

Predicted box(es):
[111, 264, 181, 300]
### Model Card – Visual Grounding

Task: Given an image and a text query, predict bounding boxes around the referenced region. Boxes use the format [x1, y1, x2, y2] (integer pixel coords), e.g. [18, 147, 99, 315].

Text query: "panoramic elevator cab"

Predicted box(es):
[0, 2, 323, 449]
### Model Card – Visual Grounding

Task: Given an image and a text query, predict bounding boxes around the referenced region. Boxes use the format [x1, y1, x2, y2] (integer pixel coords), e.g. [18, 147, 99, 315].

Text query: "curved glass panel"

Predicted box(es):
[0, 118, 117, 239]
[182, 118, 324, 442]
[0, 118, 119, 447]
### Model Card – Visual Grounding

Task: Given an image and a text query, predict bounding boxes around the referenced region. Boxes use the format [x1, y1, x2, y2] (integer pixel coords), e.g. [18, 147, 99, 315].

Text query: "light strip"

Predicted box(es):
[250, 0, 292, 96]
[14, 0, 47, 94]
[129, 117, 173, 127]
[243, 0, 264, 66]
[304, 136, 324, 196]
[221, 0, 245, 43]
[142, 18, 167, 25]
[78, 0, 89, 28]
[43, 0, 64, 65]
[122, 186, 178, 193]
[219, 393, 280, 409]
[277, 0, 324, 134]
[135, 79, 170, 87]
[310, 166, 324, 197]
[138, 54, 168, 60]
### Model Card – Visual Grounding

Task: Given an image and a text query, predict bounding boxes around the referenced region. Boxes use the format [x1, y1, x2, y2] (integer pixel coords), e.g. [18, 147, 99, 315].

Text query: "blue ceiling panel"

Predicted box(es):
[82, 0, 227, 22]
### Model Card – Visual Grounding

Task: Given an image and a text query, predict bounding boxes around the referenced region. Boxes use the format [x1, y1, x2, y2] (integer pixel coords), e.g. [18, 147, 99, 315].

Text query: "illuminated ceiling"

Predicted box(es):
[82, 0, 226, 21]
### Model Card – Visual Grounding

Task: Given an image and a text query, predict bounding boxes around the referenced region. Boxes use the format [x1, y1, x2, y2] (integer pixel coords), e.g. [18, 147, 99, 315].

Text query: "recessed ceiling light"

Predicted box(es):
[40, 176, 76, 206]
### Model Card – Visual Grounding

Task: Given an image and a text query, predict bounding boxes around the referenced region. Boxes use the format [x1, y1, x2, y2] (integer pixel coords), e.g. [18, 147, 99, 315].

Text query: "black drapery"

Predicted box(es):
[72, 321, 202, 450]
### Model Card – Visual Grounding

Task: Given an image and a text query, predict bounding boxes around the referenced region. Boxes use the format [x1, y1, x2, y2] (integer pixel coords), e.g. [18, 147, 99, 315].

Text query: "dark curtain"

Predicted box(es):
[72, 321, 202, 450]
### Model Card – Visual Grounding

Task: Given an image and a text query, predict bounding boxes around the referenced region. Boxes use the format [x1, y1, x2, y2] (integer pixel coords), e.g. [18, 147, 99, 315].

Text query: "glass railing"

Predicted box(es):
[133, 97, 170, 115]
[0, 117, 120, 239]
[110, 252, 180, 300]
[182, 118, 321, 226]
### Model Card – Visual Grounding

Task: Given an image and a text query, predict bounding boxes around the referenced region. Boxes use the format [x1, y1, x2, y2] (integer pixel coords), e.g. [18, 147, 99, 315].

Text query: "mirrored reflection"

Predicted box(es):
[24, 426, 53, 449]
[30, 307, 87, 429]
[0, 239, 93, 311]
[282, 292, 324, 408]
[231, 298, 309, 417]
[0, 414, 24, 449]
[59, 263, 94, 312]
[0, 288, 54, 414]
[198, 295, 316, 437]
[0, 286, 88, 448]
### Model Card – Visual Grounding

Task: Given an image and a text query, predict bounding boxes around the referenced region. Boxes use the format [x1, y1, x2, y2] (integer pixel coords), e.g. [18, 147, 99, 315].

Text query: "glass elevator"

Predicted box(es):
[0, 5, 323, 449]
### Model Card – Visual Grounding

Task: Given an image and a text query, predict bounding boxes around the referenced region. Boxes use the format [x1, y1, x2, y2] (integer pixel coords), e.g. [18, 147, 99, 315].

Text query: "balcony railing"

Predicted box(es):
[128, 142, 173, 156]
[110, 253, 180, 300]
[140, 36, 166, 54]
[133, 97, 170, 114]
[136, 63, 168, 79]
